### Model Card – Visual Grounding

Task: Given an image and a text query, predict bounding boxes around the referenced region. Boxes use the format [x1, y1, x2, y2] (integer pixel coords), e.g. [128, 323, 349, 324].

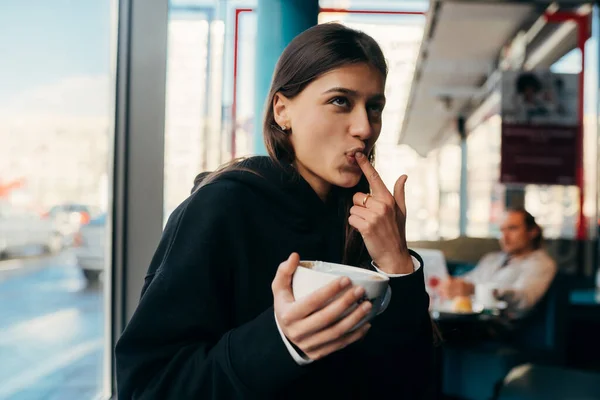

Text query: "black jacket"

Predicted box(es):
[115, 156, 433, 399]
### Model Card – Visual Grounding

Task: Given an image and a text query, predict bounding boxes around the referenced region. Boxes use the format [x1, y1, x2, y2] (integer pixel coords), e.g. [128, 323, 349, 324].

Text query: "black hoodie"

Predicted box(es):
[115, 156, 433, 399]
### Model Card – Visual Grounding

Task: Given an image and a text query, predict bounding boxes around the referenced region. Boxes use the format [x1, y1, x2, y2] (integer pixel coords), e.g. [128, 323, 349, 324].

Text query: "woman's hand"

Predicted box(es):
[348, 152, 412, 274]
[272, 253, 373, 361]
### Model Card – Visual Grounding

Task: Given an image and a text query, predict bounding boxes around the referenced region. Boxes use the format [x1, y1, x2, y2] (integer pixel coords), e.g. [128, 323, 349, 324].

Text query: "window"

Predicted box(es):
[0, 2, 115, 398]
[163, 1, 232, 218]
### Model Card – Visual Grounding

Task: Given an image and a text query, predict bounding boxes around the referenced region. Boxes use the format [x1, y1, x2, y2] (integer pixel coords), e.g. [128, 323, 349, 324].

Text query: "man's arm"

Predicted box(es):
[440, 253, 498, 298]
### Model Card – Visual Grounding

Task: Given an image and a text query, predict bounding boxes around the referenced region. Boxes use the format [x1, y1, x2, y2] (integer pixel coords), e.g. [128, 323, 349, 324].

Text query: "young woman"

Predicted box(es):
[115, 23, 433, 399]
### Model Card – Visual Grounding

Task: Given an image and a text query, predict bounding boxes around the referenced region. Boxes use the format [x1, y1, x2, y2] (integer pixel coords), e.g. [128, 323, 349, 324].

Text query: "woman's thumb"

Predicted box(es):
[272, 253, 300, 295]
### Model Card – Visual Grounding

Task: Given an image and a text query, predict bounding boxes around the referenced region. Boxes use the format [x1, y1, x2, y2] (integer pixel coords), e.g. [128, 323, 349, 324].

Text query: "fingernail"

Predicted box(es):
[354, 286, 365, 296]
[340, 277, 351, 288]
[364, 323, 372, 331]
[362, 302, 372, 311]
[355, 152, 365, 159]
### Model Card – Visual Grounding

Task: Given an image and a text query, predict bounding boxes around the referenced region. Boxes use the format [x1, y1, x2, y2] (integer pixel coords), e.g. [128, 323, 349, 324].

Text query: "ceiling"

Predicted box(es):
[398, 0, 541, 156]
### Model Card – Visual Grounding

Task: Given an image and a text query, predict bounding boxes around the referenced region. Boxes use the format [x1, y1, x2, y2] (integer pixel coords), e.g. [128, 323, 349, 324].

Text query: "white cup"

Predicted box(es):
[292, 260, 391, 331]
[475, 283, 498, 308]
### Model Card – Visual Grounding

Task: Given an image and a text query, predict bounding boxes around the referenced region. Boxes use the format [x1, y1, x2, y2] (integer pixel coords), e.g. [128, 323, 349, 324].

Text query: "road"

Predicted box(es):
[0, 250, 105, 400]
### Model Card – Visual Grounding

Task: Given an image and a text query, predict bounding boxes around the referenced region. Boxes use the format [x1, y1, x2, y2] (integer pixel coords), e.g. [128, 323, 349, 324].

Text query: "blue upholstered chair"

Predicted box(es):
[442, 274, 568, 400]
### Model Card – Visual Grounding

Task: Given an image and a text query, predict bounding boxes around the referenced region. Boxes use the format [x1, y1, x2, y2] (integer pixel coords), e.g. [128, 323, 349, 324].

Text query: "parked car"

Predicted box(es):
[0, 201, 63, 258]
[74, 213, 106, 283]
[44, 203, 101, 246]
[74, 210, 171, 283]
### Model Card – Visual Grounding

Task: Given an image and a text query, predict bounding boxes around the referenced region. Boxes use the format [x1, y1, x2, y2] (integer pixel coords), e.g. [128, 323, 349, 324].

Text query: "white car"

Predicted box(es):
[46, 203, 101, 245]
[0, 201, 63, 258]
[74, 211, 171, 283]
[74, 213, 106, 283]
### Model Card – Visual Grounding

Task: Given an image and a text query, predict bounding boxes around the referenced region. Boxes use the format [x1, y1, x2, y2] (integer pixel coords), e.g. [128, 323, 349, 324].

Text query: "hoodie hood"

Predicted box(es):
[214, 156, 344, 232]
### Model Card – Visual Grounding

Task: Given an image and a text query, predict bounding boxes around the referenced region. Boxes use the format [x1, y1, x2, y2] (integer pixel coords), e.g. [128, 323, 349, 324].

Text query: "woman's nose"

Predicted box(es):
[349, 108, 372, 140]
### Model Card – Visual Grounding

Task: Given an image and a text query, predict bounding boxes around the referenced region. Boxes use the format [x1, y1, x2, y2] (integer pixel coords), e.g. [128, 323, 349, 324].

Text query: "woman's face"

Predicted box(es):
[273, 63, 385, 199]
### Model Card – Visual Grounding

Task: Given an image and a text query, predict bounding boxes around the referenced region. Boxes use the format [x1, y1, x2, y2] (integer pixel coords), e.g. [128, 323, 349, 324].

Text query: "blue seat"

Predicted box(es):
[509, 274, 568, 363]
[497, 364, 600, 400]
[443, 344, 522, 400]
[447, 261, 478, 277]
[442, 274, 568, 400]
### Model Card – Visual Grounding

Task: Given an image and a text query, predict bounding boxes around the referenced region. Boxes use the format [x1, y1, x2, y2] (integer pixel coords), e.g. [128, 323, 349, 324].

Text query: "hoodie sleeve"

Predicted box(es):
[356, 251, 434, 398]
[115, 181, 305, 399]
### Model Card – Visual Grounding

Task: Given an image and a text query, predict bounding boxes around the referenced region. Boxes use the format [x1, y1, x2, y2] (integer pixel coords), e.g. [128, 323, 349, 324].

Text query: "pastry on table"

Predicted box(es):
[452, 296, 473, 313]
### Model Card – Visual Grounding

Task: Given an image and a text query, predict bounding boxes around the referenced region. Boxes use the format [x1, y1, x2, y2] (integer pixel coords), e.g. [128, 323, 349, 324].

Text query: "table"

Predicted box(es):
[430, 307, 509, 399]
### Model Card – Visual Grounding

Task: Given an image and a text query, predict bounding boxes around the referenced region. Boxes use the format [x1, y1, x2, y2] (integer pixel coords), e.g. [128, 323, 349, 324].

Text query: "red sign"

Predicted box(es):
[500, 123, 579, 186]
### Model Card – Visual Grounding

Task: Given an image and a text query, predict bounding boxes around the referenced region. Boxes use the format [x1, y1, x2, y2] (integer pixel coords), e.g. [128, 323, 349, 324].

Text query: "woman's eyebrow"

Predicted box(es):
[321, 87, 385, 102]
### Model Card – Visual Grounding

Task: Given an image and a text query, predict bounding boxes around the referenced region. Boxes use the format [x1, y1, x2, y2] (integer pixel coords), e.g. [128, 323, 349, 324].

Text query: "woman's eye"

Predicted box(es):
[331, 97, 349, 107]
[368, 104, 384, 118]
[369, 104, 384, 114]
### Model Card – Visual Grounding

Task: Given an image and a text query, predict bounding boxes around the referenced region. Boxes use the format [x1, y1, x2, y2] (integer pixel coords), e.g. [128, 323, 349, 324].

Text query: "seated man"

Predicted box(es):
[440, 207, 557, 316]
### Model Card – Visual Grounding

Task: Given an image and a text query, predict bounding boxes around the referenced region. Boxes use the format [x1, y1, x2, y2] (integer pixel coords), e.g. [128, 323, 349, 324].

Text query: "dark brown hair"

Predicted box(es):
[507, 207, 543, 250]
[191, 172, 211, 194]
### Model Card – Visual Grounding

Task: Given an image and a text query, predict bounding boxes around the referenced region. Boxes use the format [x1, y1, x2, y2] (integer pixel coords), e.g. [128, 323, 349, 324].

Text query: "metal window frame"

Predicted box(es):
[108, 0, 169, 397]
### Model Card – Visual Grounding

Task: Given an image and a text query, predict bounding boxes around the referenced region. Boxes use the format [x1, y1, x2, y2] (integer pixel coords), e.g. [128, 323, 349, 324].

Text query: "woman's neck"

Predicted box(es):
[293, 160, 331, 202]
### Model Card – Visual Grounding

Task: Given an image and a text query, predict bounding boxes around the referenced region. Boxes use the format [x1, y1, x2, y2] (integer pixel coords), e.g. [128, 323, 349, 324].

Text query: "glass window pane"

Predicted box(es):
[465, 113, 582, 240]
[232, 11, 258, 159]
[0, 2, 115, 398]
[164, 2, 229, 217]
[438, 144, 461, 239]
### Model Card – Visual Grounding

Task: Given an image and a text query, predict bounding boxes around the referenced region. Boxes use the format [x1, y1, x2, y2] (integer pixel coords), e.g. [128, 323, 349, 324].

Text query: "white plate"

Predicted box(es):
[494, 301, 508, 310]
[434, 302, 484, 316]
[432, 300, 508, 318]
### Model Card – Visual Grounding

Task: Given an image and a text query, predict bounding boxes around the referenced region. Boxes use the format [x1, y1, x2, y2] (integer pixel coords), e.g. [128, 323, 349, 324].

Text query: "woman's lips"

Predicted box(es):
[345, 154, 361, 171]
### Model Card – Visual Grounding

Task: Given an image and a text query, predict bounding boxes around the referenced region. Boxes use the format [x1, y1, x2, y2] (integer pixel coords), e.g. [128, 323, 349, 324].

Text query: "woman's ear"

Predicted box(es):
[273, 92, 291, 130]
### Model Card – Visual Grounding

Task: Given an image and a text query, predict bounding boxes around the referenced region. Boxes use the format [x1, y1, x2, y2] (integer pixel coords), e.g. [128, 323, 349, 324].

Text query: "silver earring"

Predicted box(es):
[280, 125, 287, 131]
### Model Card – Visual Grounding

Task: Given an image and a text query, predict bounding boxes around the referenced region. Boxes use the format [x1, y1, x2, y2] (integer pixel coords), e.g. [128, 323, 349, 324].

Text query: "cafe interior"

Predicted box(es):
[2, 0, 600, 399]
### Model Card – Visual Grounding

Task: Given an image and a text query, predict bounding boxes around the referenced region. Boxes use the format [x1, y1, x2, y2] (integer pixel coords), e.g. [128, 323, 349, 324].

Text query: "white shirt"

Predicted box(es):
[275, 256, 422, 365]
[463, 249, 557, 314]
